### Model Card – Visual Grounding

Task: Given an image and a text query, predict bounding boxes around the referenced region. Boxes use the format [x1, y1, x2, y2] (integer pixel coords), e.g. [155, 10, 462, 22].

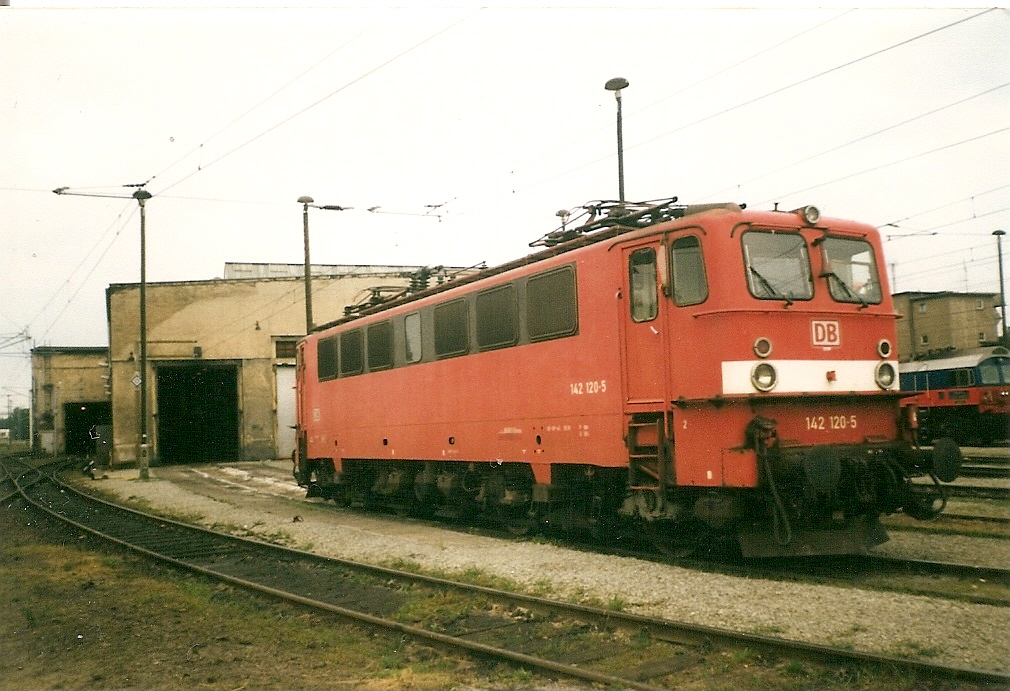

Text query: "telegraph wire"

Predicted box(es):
[24, 200, 135, 337]
[755, 127, 1009, 206]
[702, 82, 1010, 203]
[145, 8, 396, 190]
[439, 7, 999, 223]
[154, 8, 482, 196]
[34, 206, 140, 344]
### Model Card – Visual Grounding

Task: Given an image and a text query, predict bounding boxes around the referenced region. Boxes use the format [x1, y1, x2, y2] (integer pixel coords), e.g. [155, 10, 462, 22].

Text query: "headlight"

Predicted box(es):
[875, 362, 896, 390]
[791, 205, 820, 225]
[877, 339, 892, 358]
[753, 337, 773, 359]
[751, 362, 778, 392]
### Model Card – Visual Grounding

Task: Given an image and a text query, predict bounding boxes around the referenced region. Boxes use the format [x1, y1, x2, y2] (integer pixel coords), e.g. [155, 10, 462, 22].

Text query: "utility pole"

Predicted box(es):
[135, 189, 152, 480]
[54, 185, 153, 478]
[995, 230, 1007, 345]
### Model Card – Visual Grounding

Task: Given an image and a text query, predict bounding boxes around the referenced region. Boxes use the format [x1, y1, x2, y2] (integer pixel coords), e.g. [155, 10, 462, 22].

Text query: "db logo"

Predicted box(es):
[811, 320, 841, 347]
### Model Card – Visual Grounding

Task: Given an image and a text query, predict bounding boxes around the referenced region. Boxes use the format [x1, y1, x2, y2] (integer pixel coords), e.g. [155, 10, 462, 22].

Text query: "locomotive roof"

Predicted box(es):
[313, 197, 743, 332]
[901, 346, 1010, 372]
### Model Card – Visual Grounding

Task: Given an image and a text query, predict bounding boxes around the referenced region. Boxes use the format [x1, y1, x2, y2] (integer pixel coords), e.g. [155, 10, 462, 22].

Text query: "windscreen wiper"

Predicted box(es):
[749, 266, 793, 306]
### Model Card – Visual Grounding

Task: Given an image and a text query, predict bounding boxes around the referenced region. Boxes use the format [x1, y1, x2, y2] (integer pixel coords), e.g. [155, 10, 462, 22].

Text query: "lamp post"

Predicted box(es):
[297, 197, 352, 334]
[604, 77, 629, 203]
[995, 230, 1007, 345]
[54, 185, 152, 479]
[134, 188, 152, 479]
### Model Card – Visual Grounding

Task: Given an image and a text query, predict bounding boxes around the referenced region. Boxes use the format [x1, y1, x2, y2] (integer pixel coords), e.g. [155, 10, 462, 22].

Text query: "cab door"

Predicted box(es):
[620, 243, 670, 407]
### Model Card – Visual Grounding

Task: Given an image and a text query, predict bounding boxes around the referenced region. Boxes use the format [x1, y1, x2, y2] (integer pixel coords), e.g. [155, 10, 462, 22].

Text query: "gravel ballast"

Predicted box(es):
[80, 460, 1010, 673]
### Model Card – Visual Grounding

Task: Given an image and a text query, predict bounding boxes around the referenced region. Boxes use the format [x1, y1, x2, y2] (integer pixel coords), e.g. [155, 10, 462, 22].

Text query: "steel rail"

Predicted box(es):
[7, 462, 1010, 688]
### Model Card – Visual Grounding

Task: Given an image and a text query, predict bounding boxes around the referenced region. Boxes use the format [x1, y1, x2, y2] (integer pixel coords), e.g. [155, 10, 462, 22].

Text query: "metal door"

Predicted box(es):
[621, 243, 669, 406]
[275, 364, 297, 460]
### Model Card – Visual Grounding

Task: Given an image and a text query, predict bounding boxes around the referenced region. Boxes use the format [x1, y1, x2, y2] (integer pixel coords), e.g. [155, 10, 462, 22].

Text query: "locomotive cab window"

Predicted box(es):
[317, 335, 338, 381]
[434, 298, 469, 358]
[404, 312, 422, 364]
[742, 230, 813, 302]
[628, 248, 658, 322]
[980, 357, 1010, 385]
[476, 284, 518, 351]
[527, 265, 578, 341]
[819, 236, 883, 305]
[339, 329, 363, 376]
[670, 235, 708, 306]
[367, 321, 393, 371]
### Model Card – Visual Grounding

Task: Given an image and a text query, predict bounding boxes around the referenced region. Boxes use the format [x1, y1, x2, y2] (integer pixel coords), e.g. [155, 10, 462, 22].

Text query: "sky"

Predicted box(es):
[2, 2, 1009, 405]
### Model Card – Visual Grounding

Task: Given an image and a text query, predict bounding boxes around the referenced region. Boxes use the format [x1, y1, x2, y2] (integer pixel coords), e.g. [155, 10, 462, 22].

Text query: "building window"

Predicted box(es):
[404, 313, 421, 363]
[476, 284, 518, 351]
[977, 299, 985, 310]
[434, 299, 469, 358]
[979, 331, 987, 343]
[339, 330, 363, 376]
[367, 321, 393, 371]
[275, 340, 297, 359]
[527, 265, 578, 341]
[917, 302, 927, 314]
[919, 334, 929, 345]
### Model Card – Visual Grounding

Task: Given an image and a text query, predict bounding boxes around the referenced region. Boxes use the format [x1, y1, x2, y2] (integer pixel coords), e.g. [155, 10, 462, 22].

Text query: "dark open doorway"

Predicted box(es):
[156, 362, 239, 464]
[63, 401, 112, 456]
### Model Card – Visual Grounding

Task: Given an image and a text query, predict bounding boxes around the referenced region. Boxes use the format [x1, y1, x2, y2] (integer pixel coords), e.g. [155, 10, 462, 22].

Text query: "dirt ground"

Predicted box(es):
[0, 502, 571, 691]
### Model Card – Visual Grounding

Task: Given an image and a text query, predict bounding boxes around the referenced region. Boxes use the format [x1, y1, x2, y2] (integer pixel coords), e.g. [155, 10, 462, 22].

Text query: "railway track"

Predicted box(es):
[4, 459, 1009, 689]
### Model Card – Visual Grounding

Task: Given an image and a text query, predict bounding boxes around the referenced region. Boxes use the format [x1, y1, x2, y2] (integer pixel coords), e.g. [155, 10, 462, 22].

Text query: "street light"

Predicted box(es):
[54, 185, 152, 479]
[604, 77, 630, 203]
[134, 188, 152, 480]
[995, 230, 1007, 345]
[297, 196, 351, 333]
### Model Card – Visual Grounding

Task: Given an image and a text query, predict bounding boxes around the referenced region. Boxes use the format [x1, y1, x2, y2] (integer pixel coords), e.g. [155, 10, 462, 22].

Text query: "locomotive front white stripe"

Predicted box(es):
[721, 360, 899, 395]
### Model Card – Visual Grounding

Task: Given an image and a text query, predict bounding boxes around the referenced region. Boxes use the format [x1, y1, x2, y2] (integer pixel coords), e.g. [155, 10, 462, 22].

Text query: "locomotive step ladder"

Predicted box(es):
[626, 415, 673, 490]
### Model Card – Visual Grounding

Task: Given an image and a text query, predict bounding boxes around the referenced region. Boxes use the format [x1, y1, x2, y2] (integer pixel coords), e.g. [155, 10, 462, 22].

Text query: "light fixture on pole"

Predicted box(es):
[297, 196, 352, 334]
[995, 229, 1007, 345]
[604, 77, 630, 204]
[54, 184, 153, 479]
[134, 188, 152, 480]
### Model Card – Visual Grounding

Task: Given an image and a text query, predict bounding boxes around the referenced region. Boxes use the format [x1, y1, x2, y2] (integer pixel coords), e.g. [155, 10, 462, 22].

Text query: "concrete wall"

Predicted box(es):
[31, 347, 110, 455]
[106, 272, 418, 464]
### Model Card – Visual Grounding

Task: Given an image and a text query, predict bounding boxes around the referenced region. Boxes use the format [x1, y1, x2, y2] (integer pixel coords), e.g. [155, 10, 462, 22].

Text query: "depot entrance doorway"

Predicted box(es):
[156, 362, 239, 464]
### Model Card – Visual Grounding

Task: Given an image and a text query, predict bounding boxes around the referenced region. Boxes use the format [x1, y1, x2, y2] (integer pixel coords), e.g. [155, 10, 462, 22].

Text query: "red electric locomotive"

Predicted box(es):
[294, 198, 962, 557]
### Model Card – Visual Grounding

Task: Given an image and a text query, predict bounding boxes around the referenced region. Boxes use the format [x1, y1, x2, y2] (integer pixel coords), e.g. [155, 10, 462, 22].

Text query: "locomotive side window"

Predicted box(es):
[317, 335, 338, 382]
[339, 329, 363, 376]
[742, 231, 813, 302]
[820, 236, 883, 304]
[476, 284, 518, 351]
[434, 298, 469, 358]
[367, 321, 393, 371]
[404, 312, 422, 364]
[527, 265, 578, 341]
[952, 368, 975, 387]
[670, 235, 708, 306]
[628, 248, 658, 322]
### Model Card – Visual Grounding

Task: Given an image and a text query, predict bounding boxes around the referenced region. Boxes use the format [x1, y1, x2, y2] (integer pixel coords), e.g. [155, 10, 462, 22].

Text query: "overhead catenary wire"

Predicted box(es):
[422, 7, 1002, 230]
[153, 8, 482, 197]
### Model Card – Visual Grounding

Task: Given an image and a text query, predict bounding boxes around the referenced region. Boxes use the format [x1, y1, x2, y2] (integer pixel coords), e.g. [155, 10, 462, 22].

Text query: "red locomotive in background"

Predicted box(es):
[294, 198, 962, 557]
[901, 346, 1010, 446]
